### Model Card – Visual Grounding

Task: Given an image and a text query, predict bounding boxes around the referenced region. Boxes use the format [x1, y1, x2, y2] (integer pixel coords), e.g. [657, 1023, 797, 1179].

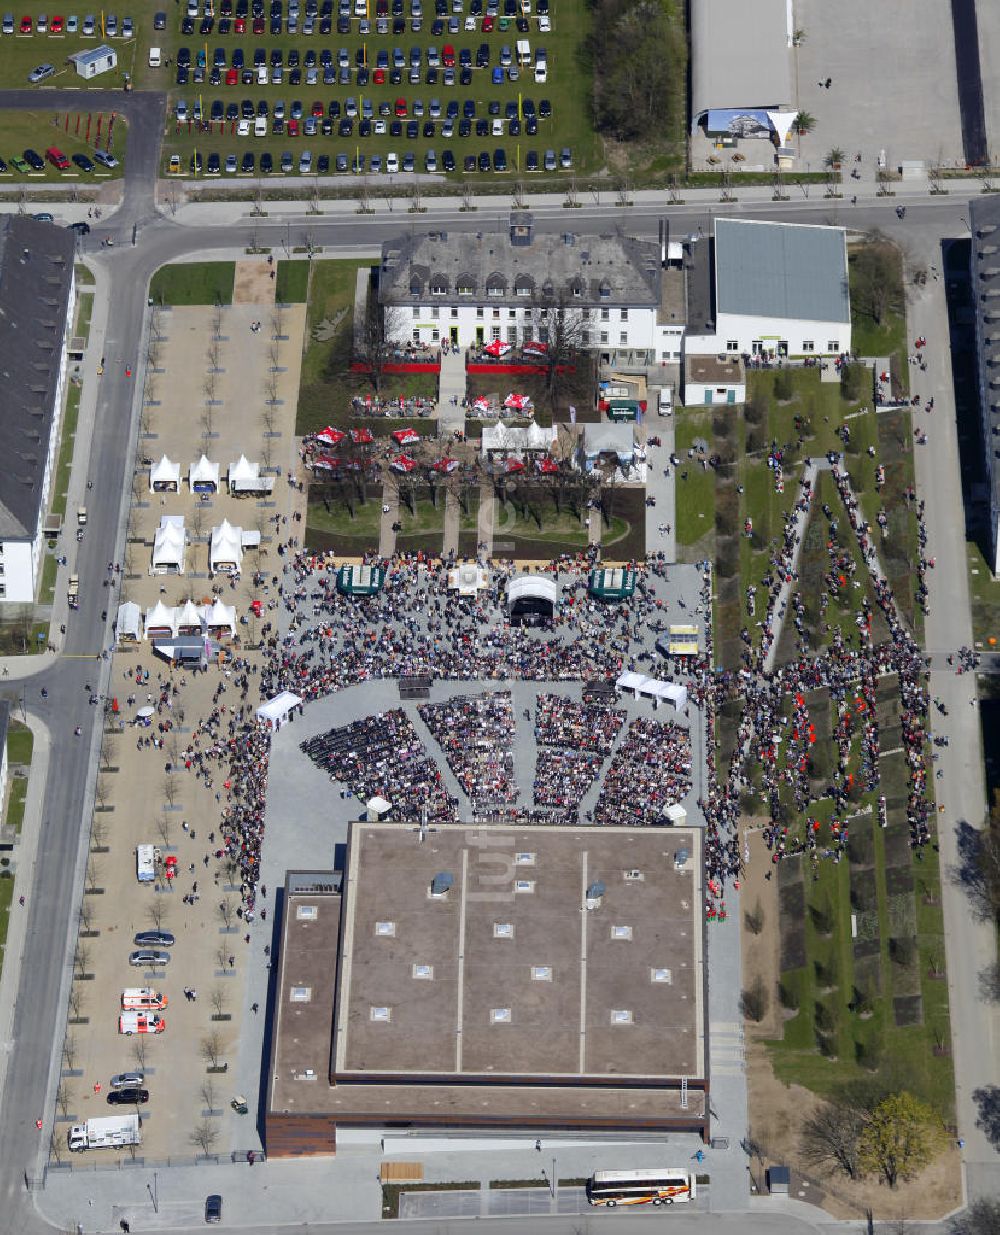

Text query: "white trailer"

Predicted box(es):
[68, 1113, 141, 1152]
[135, 844, 159, 883]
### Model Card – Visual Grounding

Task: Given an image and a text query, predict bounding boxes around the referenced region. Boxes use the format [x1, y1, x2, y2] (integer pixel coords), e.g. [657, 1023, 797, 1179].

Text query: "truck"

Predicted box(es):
[68, 1113, 141, 1152]
[135, 844, 160, 883]
[657, 384, 674, 415]
[148, 46, 161, 67]
[515, 38, 530, 65]
[67, 574, 79, 609]
[121, 987, 168, 1010]
[77, 506, 87, 525]
[119, 1010, 166, 1035]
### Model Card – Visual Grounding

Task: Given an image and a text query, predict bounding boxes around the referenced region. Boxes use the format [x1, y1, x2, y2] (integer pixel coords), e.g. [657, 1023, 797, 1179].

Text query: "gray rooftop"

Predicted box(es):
[690, 0, 792, 121]
[0, 216, 75, 540]
[380, 227, 662, 309]
[969, 197, 1000, 522]
[714, 219, 850, 325]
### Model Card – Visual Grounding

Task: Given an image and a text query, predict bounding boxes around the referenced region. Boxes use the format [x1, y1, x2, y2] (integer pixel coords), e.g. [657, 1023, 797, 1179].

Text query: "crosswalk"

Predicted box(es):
[709, 1020, 745, 1077]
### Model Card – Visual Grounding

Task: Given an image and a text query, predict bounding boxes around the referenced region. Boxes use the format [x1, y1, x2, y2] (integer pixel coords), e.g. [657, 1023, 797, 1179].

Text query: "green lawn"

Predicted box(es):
[674, 410, 715, 553]
[5, 777, 27, 833]
[39, 552, 58, 606]
[148, 261, 236, 306]
[0, 875, 12, 982]
[74, 290, 93, 340]
[0, 108, 126, 179]
[276, 259, 310, 304]
[158, 0, 600, 180]
[7, 720, 34, 766]
[296, 257, 439, 435]
[74, 262, 95, 286]
[848, 238, 908, 396]
[51, 383, 80, 521]
[967, 541, 1000, 647]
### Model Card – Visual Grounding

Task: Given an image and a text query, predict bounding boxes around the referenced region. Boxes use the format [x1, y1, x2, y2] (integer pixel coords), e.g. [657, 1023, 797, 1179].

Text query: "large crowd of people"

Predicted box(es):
[594, 718, 693, 827]
[300, 709, 455, 823]
[418, 692, 519, 813]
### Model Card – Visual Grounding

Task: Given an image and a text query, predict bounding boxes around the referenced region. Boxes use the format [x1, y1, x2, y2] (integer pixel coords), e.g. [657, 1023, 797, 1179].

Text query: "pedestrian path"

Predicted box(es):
[476, 481, 495, 557]
[378, 478, 398, 557]
[762, 458, 820, 674]
[438, 347, 466, 435]
[442, 487, 459, 557]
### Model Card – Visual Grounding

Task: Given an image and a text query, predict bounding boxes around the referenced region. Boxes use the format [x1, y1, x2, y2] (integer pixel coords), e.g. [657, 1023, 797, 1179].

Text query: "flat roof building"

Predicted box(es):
[266, 822, 707, 1155]
[970, 196, 1000, 576]
[691, 0, 793, 132]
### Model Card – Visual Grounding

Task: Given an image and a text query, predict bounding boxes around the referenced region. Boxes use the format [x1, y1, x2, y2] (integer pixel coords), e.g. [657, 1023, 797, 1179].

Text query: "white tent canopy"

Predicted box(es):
[175, 599, 202, 632]
[150, 455, 181, 493]
[144, 600, 177, 639]
[201, 598, 237, 637]
[210, 519, 243, 574]
[256, 691, 303, 728]
[448, 563, 489, 595]
[189, 454, 221, 492]
[151, 515, 185, 575]
[616, 671, 687, 710]
[228, 455, 275, 495]
[481, 422, 557, 457]
[616, 671, 648, 693]
[116, 601, 141, 641]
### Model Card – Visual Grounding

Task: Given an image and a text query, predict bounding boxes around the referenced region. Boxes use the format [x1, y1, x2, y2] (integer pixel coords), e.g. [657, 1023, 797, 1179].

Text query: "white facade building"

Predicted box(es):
[379, 215, 683, 366]
[0, 216, 76, 604]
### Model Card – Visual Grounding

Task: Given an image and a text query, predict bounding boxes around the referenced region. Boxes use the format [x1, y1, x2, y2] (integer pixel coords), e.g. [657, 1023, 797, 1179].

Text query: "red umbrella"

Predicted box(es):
[311, 455, 340, 471]
[505, 457, 526, 473]
[315, 426, 345, 445]
[392, 428, 420, 446]
[390, 454, 417, 473]
[535, 456, 559, 474]
[350, 427, 374, 444]
[484, 339, 512, 358]
[433, 457, 459, 473]
[523, 339, 548, 356]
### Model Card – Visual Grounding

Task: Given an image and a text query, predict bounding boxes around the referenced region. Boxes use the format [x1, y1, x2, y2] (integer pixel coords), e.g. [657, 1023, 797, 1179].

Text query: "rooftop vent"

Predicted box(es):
[623, 869, 643, 882]
[430, 870, 454, 897]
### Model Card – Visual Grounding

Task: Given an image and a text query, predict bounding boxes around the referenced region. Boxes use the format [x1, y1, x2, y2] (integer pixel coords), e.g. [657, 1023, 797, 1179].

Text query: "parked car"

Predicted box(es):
[110, 1071, 145, 1089]
[23, 148, 44, 169]
[129, 949, 171, 967]
[45, 146, 69, 169]
[71, 152, 93, 172]
[27, 63, 55, 82]
[2, 13, 14, 33]
[205, 1196, 223, 1224]
[93, 148, 118, 168]
[107, 1087, 149, 1105]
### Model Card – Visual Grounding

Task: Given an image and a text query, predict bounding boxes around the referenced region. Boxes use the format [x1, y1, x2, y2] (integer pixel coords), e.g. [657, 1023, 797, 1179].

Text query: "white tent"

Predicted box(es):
[448, 563, 489, 596]
[144, 600, 177, 639]
[616, 671, 649, 696]
[201, 598, 237, 638]
[189, 454, 221, 493]
[150, 455, 181, 493]
[210, 520, 243, 575]
[663, 803, 688, 825]
[228, 455, 275, 496]
[116, 601, 141, 641]
[175, 599, 203, 634]
[366, 795, 392, 821]
[151, 516, 185, 575]
[481, 422, 557, 458]
[256, 690, 303, 728]
[616, 671, 687, 711]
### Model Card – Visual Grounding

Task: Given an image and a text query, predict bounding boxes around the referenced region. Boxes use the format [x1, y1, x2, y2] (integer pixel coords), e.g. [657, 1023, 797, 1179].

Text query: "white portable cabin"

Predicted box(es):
[136, 844, 158, 882]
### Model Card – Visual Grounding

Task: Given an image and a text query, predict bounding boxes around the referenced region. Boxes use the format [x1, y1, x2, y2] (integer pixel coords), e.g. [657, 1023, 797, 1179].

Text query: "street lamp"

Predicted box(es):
[147, 1172, 158, 1214]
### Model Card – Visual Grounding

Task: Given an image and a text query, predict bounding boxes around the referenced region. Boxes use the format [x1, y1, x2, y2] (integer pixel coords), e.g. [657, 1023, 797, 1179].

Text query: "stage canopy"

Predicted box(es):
[256, 691, 303, 727]
[337, 564, 385, 596]
[507, 574, 557, 627]
[589, 567, 637, 601]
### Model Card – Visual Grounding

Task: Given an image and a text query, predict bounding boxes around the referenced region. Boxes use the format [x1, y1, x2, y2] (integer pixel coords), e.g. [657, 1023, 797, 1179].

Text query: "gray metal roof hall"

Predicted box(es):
[0, 215, 75, 541]
[690, 0, 793, 127]
[714, 218, 851, 325]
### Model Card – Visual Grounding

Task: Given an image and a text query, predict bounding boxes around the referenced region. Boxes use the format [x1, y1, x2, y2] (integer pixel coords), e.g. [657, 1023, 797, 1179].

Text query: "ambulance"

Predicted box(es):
[119, 1011, 166, 1035]
[121, 987, 168, 1010]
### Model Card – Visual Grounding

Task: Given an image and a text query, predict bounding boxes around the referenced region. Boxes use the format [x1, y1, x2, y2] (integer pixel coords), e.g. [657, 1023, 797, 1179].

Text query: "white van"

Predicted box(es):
[256, 63, 268, 84]
[658, 385, 674, 415]
[148, 46, 161, 67]
[515, 38, 530, 65]
[135, 844, 158, 883]
[254, 114, 267, 136]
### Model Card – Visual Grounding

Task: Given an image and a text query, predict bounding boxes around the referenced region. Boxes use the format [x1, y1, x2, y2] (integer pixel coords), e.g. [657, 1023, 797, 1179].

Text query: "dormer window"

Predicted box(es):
[430, 276, 448, 296]
[409, 276, 422, 297]
[515, 276, 533, 297]
[599, 280, 611, 300]
[487, 274, 505, 298]
[458, 278, 474, 296]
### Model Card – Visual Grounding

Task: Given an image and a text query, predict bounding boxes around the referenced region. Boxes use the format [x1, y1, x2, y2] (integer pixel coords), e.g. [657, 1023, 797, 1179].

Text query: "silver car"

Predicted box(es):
[110, 1071, 145, 1089]
[129, 949, 170, 967]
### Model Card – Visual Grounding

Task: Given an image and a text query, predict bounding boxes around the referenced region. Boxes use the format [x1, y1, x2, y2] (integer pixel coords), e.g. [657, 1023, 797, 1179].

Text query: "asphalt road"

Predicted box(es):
[0, 87, 994, 1233]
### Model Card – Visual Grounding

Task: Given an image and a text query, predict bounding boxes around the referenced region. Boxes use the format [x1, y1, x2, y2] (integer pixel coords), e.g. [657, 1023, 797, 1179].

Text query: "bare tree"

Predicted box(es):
[94, 776, 110, 811]
[200, 1077, 218, 1113]
[100, 730, 118, 769]
[216, 944, 233, 972]
[85, 858, 101, 892]
[78, 897, 95, 933]
[130, 1035, 148, 1071]
[55, 1082, 71, 1118]
[49, 1131, 64, 1164]
[209, 985, 228, 1019]
[801, 1098, 867, 1180]
[67, 984, 83, 1019]
[217, 896, 236, 930]
[62, 1035, 77, 1070]
[147, 896, 168, 931]
[356, 295, 408, 397]
[408, 180, 423, 213]
[163, 771, 179, 809]
[191, 1120, 220, 1156]
[527, 292, 585, 410]
[201, 1030, 225, 1069]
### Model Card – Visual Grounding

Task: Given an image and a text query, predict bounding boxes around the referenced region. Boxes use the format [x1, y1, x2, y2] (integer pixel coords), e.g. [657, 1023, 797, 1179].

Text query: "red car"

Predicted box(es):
[45, 146, 69, 170]
[373, 67, 385, 83]
[394, 96, 407, 115]
[482, 15, 493, 30]
[442, 43, 454, 66]
[311, 99, 323, 116]
[234, 15, 245, 31]
[225, 67, 238, 85]
[288, 117, 299, 136]
[19, 15, 32, 31]
[252, 14, 264, 31]
[49, 14, 63, 32]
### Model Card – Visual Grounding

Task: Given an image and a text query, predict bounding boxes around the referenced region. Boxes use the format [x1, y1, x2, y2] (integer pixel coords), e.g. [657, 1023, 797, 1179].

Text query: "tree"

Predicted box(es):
[62, 1034, 77, 1070]
[147, 895, 168, 931]
[589, 0, 685, 144]
[850, 234, 904, 329]
[217, 896, 235, 930]
[210, 985, 228, 1019]
[355, 281, 407, 396]
[793, 110, 816, 135]
[857, 1092, 944, 1188]
[201, 1030, 225, 1070]
[740, 976, 769, 1023]
[73, 942, 91, 979]
[950, 1199, 1000, 1235]
[527, 292, 584, 409]
[973, 1085, 1000, 1149]
[801, 1098, 866, 1179]
[191, 1120, 220, 1157]
[200, 1077, 218, 1114]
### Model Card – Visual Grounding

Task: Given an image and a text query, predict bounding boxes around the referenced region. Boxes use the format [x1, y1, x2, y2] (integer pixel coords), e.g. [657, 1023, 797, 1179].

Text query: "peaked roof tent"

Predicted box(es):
[116, 601, 141, 640]
[228, 454, 276, 495]
[588, 567, 637, 601]
[144, 599, 177, 637]
[189, 454, 221, 491]
[201, 598, 237, 636]
[150, 455, 181, 492]
[210, 519, 244, 573]
[337, 564, 385, 596]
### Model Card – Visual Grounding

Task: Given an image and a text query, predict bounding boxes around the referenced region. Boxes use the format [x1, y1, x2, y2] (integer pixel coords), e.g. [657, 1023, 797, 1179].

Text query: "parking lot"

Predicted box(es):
[155, 0, 597, 179]
[53, 265, 306, 1164]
